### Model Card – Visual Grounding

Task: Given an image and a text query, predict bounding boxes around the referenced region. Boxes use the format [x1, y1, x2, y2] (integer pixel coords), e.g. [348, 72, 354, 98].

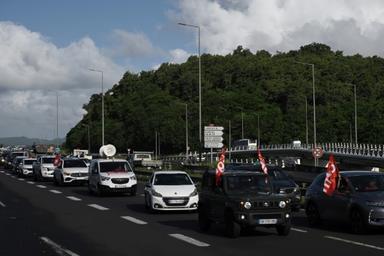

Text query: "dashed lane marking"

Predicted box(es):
[88, 204, 109, 211]
[27, 181, 35, 185]
[169, 233, 210, 247]
[121, 216, 148, 225]
[325, 236, 384, 251]
[36, 185, 47, 189]
[0, 201, 6, 207]
[17, 178, 25, 181]
[49, 189, 62, 194]
[40, 236, 80, 256]
[66, 196, 82, 201]
[292, 228, 308, 233]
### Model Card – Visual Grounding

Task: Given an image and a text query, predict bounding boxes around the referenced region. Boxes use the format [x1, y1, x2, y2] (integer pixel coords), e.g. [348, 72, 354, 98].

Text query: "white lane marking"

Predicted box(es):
[10, 175, 16, 178]
[39, 236, 80, 256]
[292, 228, 308, 233]
[325, 236, 384, 251]
[49, 189, 62, 194]
[169, 234, 210, 247]
[36, 185, 47, 189]
[5, 173, 10, 175]
[0, 201, 6, 207]
[121, 216, 147, 225]
[0, 171, 4, 173]
[17, 178, 25, 181]
[88, 204, 109, 211]
[27, 181, 35, 185]
[140, 193, 145, 197]
[66, 196, 82, 201]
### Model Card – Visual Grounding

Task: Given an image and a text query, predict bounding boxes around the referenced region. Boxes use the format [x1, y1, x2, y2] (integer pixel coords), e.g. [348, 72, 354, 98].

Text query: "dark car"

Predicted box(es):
[226, 163, 301, 211]
[198, 169, 292, 238]
[305, 171, 384, 233]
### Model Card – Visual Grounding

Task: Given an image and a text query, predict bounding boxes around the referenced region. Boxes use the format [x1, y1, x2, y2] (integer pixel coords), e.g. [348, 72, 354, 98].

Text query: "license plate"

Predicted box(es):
[258, 219, 277, 224]
[115, 184, 126, 188]
[168, 199, 184, 204]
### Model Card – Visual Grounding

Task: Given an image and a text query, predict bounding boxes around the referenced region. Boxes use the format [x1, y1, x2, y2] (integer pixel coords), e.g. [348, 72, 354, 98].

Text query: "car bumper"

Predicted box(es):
[63, 175, 88, 183]
[234, 210, 291, 226]
[99, 181, 137, 193]
[41, 171, 54, 179]
[151, 195, 199, 211]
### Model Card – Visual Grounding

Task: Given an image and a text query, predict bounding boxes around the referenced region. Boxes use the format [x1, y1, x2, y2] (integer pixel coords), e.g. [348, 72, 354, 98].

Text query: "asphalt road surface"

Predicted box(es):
[1, 167, 384, 256]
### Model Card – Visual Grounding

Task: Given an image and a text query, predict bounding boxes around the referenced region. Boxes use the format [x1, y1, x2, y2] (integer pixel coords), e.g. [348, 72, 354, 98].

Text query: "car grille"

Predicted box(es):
[163, 197, 189, 206]
[253, 213, 282, 220]
[71, 173, 88, 177]
[111, 178, 129, 184]
[252, 201, 280, 209]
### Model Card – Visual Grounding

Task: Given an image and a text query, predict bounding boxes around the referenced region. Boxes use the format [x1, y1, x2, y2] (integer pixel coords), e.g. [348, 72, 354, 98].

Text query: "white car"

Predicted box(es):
[144, 171, 199, 211]
[53, 158, 88, 185]
[19, 158, 36, 177]
[33, 155, 55, 181]
[88, 159, 137, 196]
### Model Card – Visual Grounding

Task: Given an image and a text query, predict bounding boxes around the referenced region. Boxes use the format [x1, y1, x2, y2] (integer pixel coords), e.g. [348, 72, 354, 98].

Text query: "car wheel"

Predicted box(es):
[306, 202, 321, 226]
[225, 213, 241, 238]
[88, 182, 94, 194]
[276, 222, 291, 236]
[350, 209, 367, 234]
[198, 205, 211, 232]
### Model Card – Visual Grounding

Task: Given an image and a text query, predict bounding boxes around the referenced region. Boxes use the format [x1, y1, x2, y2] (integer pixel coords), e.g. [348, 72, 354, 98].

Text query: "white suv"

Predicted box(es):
[53, 158, 88, 185]
[88, 159, 137, 196]
[144, 171, 198, 211]
[19, 158, 36, 177]
[33, 155, 55, 181]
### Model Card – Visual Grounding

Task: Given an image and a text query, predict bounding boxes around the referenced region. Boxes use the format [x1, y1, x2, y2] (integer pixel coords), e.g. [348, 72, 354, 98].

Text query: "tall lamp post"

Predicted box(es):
[89, 68, 104, 146]
[295, 61, 317, 165]
[178, 22, 202, 159]
[346, 83, 358, 145]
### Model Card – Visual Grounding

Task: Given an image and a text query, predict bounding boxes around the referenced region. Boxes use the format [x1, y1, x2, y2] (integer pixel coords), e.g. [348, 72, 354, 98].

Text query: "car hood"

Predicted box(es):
[63, 167, 88, 173]
[153, 185, 195, 197]
[226, 193, 289, 202]
[42, 164, 55, 168]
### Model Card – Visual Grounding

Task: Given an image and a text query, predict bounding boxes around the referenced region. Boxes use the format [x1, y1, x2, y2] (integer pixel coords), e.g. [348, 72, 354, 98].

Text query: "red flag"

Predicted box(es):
[323, 154, 339, 196]
[257, 149, 268, 175]
[53, 154, 61, 166]
[215, 147, 226, 186]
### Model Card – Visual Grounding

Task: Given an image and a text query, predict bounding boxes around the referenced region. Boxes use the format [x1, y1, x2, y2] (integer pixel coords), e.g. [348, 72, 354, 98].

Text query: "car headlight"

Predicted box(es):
[240, 201, 252, 209]
[189, 188, 198, 197]
[100, 175, 110, 181]
[366, 201, 384, 207]
[279, 201, 287, 208]
[63, 171, 71, 176]
[130, 175, 137, 181]
[151, 189, 163, 197]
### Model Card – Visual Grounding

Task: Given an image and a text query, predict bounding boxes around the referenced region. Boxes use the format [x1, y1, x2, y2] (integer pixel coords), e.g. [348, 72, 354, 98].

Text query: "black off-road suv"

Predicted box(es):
[198, 169, 292, 238]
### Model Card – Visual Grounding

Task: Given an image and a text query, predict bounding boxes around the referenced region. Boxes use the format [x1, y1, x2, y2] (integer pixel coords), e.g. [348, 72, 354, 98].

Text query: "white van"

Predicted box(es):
[88, 159, 137, 196]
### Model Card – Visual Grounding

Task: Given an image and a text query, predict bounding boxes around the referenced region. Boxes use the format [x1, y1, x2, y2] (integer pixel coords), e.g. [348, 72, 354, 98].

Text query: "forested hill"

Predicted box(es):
[65, 43, 384, 154]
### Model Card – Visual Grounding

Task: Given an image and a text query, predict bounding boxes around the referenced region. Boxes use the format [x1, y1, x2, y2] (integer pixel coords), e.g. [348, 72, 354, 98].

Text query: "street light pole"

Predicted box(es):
[178, 22, 202, 161]
[353, 84, 358, 145]
[241, 111, 244, 139]
[89, 68, 104, 146]
[257, 114, 260, 148]
[185, 104, 188, 158]
[305, 97, 308, 146]
[295, 61, 316, 165]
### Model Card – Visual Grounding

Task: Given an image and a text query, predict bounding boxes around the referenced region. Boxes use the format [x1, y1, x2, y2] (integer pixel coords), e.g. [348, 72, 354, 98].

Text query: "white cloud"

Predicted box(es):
[111, 29, 156, 57]
[173, 0, 384, 56]
[169, 48, 190, 63]
[0, 21, 124, 139]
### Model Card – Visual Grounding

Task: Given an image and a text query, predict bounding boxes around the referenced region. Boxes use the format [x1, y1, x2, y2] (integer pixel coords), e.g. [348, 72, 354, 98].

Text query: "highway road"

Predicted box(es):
[1, 167, 384, 256]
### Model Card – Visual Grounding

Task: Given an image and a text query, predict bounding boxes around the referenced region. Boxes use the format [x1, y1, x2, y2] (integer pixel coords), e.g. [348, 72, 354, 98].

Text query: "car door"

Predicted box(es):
[326, 177, 352, 222]
[210, 178, 227, 220]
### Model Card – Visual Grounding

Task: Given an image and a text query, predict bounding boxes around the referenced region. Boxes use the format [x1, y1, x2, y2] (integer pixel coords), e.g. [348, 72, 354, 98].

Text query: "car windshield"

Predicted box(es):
[349, 175, 384, 192]
[99, 161, 132, 173]
[42, 157, 54, 163]
[64, 159, 87, 168]
[226, 175, 271, 194]
[154, 173, 193, 185]
[24, 160, 35, 165]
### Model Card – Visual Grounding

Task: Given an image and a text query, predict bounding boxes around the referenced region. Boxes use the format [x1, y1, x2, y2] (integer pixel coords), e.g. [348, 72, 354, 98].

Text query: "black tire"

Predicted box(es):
[225, 213, 241, 238]
[350, 209, 367, 234]
[198, 206, 211, 232]
[306, 202, 321, 226]
[88, 182, 94, 195]
[276, 222, 291, 236]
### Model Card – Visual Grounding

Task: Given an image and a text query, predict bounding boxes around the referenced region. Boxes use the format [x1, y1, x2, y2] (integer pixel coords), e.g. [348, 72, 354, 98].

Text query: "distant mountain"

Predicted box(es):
[0, 136, 65, 146]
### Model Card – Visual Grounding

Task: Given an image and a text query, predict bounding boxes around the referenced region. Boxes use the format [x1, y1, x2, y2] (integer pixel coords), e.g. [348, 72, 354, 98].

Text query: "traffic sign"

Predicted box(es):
[204, 142, 224, 148]
[204, 126, 224, 131]
[204, 131, 224, 136]
[204, 137, 224, 143]
[312, 147, 324, 159]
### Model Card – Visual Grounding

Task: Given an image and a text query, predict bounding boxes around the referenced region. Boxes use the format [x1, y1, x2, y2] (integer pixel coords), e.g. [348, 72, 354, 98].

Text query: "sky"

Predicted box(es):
[1, 0, 384, 139]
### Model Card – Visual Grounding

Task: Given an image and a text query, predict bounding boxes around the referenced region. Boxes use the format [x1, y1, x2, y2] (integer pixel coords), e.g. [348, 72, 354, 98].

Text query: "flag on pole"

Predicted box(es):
[323, 154, 339, 196]
[215, 147, 226, 186]
[257, 149, 268, 175]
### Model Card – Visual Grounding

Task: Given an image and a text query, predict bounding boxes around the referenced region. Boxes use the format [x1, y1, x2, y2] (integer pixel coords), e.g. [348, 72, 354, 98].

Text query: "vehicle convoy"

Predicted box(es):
[18, 158, 37, 177]
[32, 155, 55, 181]
[53, 158, 88, 185]
[226, 163, 301, 211]
[305, 171, 384, 234]
[198, 169, 292, 238]
[131, 151, 162, 169]
[144, 171, 198, 212]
